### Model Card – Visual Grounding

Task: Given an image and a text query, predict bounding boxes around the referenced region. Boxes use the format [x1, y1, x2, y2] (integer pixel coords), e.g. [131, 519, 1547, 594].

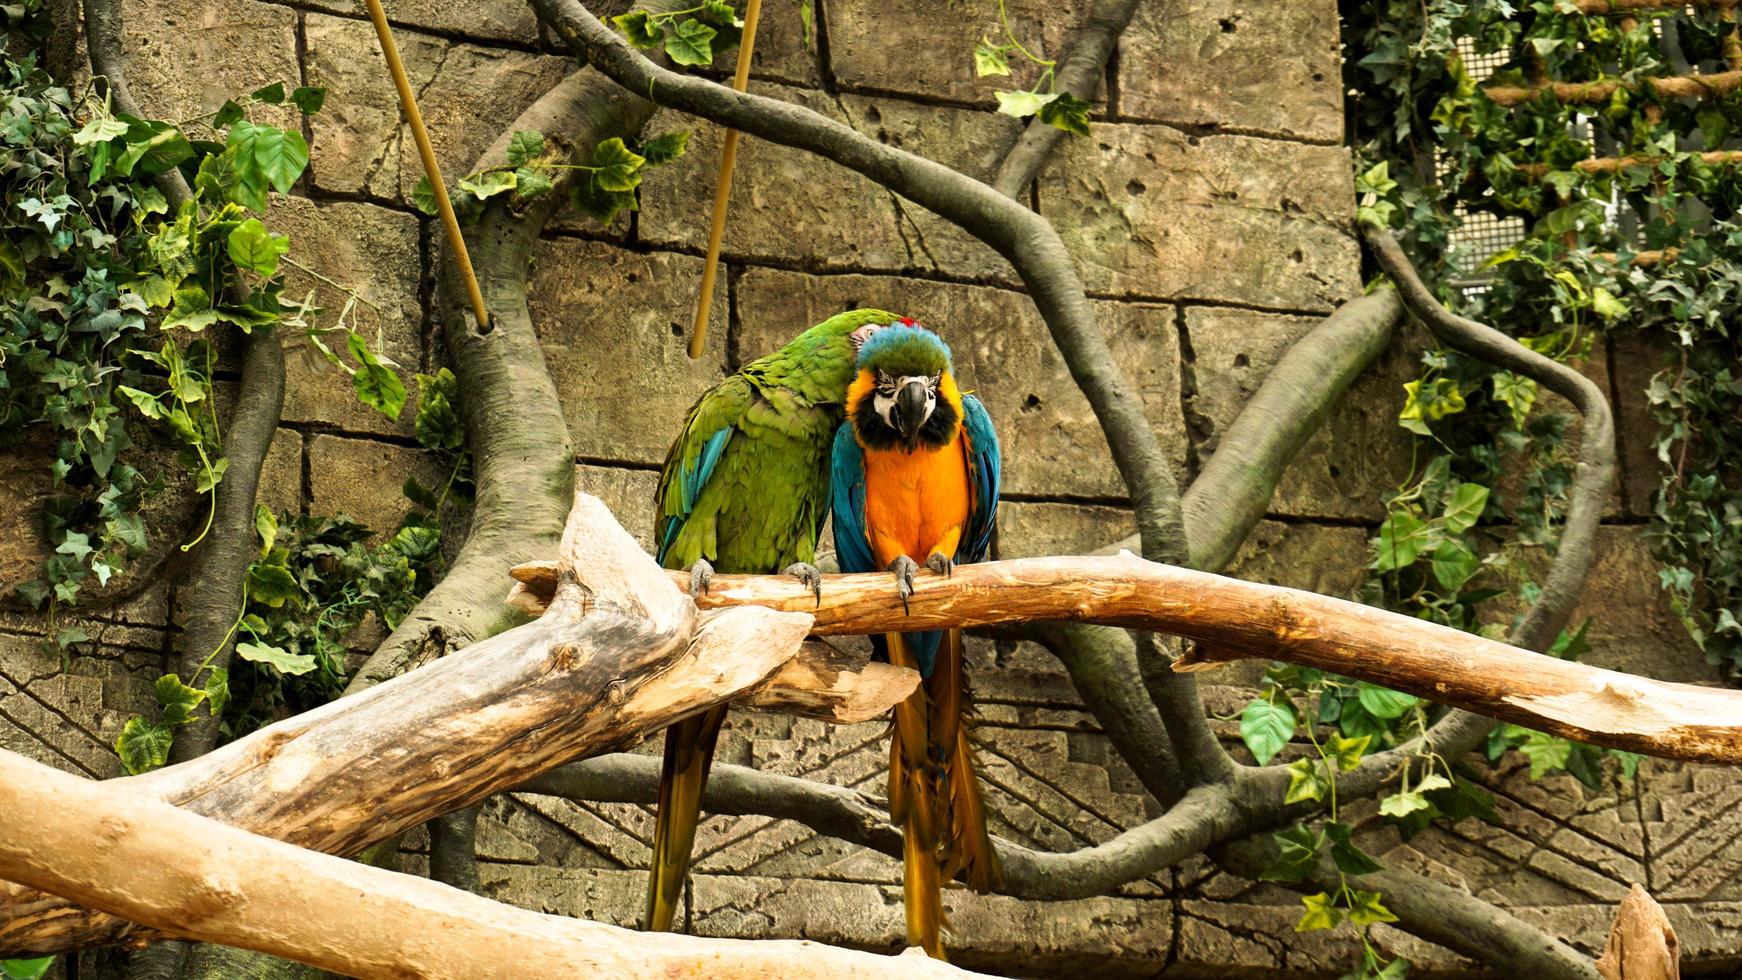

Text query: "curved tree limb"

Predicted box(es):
[1215, 836, 1602, 980]
[345, 69, 655, 693]
[0, 749, 989, 979]
[519, 754, 1246, 902]
[1320, 227, 1619, 799]
[990, 0, 1141, 199]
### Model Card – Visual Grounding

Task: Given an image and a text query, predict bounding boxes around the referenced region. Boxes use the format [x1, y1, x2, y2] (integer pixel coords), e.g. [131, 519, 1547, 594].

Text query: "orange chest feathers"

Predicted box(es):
[861, 437, 971, 565]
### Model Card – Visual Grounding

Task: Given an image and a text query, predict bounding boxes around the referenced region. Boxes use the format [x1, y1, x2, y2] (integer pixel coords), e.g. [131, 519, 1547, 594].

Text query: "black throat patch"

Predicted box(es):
[851, 385, 960, 452]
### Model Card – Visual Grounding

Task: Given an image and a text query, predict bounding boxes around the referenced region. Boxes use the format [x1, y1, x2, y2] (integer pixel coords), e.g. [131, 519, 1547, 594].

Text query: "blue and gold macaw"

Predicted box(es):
[646, 308, 902, 933]
[830, 321, 1003, 959]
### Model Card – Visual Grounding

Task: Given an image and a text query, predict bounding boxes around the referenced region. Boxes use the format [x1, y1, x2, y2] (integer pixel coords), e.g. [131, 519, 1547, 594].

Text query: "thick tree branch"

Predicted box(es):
[0, 749, 987, 979]
[1216, 837, 1603, 980]
[518, 754, 1247, 901]
[345, 68, 655, 692]
[990, 0, 1141, 199]
[506, 555, 1742, 764]
[0, 494, 920, 957]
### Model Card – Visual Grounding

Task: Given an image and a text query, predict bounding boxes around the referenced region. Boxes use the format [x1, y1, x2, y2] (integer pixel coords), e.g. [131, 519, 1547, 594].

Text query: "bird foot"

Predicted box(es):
[687, 558, 714, 597]
[925, 552, 954, 577]
[887, 554, 919, 615]
[783, 562, 822, 607]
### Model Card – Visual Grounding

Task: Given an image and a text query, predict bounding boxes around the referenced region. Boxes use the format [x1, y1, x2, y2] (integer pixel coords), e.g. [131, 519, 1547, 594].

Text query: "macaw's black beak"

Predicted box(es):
[896, 380, 928, 451]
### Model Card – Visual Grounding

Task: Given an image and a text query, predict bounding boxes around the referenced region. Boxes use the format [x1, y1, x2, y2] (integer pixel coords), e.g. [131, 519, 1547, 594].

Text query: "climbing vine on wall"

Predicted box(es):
[1345, 0, 1742, 681]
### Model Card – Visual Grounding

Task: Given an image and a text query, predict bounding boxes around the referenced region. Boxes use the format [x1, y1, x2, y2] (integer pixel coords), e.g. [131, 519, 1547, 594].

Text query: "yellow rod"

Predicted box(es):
[688, 0, 764, 360]
[362, 0, 491, 331]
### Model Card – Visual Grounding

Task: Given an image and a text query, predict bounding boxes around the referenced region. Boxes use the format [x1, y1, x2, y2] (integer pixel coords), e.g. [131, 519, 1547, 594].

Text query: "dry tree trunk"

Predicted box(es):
[0, 748, 985, 980]
[0, 494, 917, 958]
[507, 556, 1742, 765]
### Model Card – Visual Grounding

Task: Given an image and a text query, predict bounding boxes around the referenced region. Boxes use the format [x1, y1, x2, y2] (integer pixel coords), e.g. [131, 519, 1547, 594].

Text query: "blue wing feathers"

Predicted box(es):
[829, 425, 876, 575]
[959, 394, 1001, 565]
[658, 427, 733, 566]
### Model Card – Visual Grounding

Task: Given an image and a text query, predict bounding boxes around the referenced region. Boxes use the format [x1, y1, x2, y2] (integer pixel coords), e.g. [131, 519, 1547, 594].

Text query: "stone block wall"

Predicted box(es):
[0, 0, 1738, 974]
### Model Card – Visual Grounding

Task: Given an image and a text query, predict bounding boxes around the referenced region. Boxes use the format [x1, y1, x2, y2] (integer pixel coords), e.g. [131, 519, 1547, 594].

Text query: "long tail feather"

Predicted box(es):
[886, 633, 945, 957]
[644, 705, 728, 932]
[929, 629, 1003, 893]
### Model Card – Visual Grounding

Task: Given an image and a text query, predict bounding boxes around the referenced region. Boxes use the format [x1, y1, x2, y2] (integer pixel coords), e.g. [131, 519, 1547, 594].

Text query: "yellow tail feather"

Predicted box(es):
[884, 629, 1000, 960]
[644, 705, 728, 932]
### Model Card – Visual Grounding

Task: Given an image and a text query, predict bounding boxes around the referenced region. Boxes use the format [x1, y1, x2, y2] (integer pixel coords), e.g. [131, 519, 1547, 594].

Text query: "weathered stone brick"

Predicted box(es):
[257, 429, 304, 518]
[1118, 0, 1342, 143]
[527, 240, 729, 464]
[575, 464, 660, 553]
[305, 433, 446, 540]
[827, 0, 1092, 106]
[637, 85, 1012, 283]
[1567, 525, 1712, 682]
[1185, 305, 1414, 521]
[273, 196, 425, 438]
[1040, 123, 1360, 309]
[297, 0, 540, 46]
[735, 268, 1186, 496]
[1608, 328, 1676, 518]
[125, 0, 299, 128]
[303, 15, 571, 205]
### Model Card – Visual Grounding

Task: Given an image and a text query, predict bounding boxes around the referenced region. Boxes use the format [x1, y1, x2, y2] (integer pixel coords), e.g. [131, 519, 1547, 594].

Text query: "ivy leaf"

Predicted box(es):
[72, 117, 129, 145]
[507, 129, 546, 166]
[572, 173, 637, 224]
[663, 18, 717, 66]
[236, 640, 317, 675]
[289, 86, 327, 114]
[639, 130, 690, 165]
[974, 40, 1011, 77]
[1325, 822, 1384, 876]
[1519, 731, 1573, 779]
[348, 331, 408, 420]
[390, 524, 442, 561]
[458, 169, 518, 201]
[194, 456, 229, 494]
[1374, 510, 1430, 571]
[1440, 482, 1489, 534]
[512, 167, 554, 201]
[154, 672, 207, 725]
[1038, 91, 1093, 136]
[1591, 285, 1628, 321]
[1285, 758, 1327, 804]
[995, 89, 1058, 119]
[0, 957, 56, 980]
[1294, 892, 1343, 932]
[247, 562, 303, 608]
[213, 99, 246, 128]
[226, 218, 289, 276]
[1491, 371, 1537, 429]
[1348, 889, 1399, 926]
[613, 10, 663, 48]
[115, 716, 174, 774]
[55, 531, 93, 562]
[250, 82, 286, 104]
[227, 121, 310, 210]
[412, 176, 440, 216]
[255, 503, 278, 555]
[1239, 697, 1295, 765]
[1260, 824, 1321, 883]
[204, 666, 230, 719]
[116, 116, 194, 176]
[1326, 732, 1370, 772]
[590, 137, 647, 192]
[1430, 538, 1480, 591]
[413, 368, 463, 450]
[1356, 682, 1417, 720]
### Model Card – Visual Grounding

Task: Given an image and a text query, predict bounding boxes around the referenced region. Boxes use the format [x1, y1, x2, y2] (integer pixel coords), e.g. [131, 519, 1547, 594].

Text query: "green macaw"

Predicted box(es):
[645, 307, 903, 933]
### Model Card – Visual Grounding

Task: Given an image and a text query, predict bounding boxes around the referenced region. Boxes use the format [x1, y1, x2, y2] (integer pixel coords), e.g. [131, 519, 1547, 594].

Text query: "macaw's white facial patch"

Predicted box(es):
[873, 373, 940, 429]
[849, 323, 883, 351]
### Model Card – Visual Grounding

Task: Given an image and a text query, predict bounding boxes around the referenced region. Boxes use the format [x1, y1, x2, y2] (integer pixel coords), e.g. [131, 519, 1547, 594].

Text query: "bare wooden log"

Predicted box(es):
[1596, 885, 1681, 980]
[1486, 70, 1742, 107]
[1570, 0, 1736, 12]
[0, 494, 918, 958]
[0, 748, 984, 979]
[509, 555, 1742, 764]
